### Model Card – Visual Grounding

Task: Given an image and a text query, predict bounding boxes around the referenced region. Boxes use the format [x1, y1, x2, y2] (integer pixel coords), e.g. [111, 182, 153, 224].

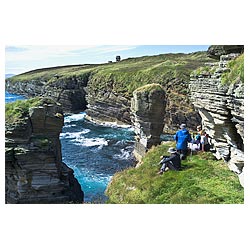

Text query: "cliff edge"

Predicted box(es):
[189, 48, 244, 186]
[5, 97, 84, 203]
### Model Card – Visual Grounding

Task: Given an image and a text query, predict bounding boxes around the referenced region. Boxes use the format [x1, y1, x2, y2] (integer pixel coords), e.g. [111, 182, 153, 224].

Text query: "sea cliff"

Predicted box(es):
[5, 97, 83, 203]
[189, 46, 244, 185]
[5, 52, 215, 131]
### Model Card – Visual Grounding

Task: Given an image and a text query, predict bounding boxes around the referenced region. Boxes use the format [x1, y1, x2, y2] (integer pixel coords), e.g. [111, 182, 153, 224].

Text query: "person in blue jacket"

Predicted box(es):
[174, 123, 192, 160]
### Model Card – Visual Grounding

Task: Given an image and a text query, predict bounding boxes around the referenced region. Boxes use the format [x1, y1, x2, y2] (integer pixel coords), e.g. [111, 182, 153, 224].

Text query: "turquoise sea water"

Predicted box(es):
[5, 91, 26, 103]
[5, 92, 135, 203]
[60, 113, 135, 203]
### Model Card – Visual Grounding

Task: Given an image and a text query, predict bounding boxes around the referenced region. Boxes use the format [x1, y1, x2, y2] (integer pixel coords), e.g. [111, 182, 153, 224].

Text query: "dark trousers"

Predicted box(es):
[177, 149, 188, 160]
[160, 162, 180, 172]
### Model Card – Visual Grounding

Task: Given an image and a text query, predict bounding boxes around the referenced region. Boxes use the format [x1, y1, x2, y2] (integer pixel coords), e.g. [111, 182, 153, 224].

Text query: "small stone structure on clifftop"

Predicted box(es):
[5, 98, 84, 203]
[131, 84, 166, 160]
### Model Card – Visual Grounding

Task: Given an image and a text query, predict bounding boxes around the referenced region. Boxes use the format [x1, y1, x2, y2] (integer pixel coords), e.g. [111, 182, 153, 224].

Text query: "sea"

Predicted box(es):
[5, 91, 135, 203]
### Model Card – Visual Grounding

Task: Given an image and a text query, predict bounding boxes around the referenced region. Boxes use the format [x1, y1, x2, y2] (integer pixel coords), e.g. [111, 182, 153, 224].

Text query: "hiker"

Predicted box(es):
[188, 125, 202, 152]
[158, 147, 181, 175]
[174, 123, 192, 159]
[195, 125, 202, 144]
[200, 130, 211, 152]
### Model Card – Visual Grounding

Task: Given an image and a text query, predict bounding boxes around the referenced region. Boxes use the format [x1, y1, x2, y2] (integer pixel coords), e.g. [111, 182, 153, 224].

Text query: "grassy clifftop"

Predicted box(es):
[8, 51, 216, 96]
[5, 97, 59, 124]
[106, 142, 243, 204]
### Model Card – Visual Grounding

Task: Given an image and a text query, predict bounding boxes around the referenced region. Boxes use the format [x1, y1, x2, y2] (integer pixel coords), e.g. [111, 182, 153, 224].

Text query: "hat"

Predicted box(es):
[197, 125, 202, 129]
[180, 123, 186, 129]
[168, 147, 177, 154]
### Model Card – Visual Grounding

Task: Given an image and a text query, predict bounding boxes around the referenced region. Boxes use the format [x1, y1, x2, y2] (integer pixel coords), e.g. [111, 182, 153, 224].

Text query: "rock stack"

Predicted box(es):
[189, 46, 244, 186]
[131, 84, 166, 160]
[5, 98, 84, 203]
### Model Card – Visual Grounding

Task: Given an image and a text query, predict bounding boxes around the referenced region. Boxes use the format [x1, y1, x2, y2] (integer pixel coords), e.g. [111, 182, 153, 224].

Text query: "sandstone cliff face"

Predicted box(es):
[5, 99, 84, 203]
[6, 52, 214, 130]
[85, 80, 131, 124]
[6, 74, 89, 113]
[189, 53, 244, 184]
[131, 84, 166, 160]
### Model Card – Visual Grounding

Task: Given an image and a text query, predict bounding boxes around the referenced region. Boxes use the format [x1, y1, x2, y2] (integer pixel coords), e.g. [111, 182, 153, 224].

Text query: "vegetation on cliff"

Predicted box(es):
[86, 52, 216, 96]
[8, 51, 215, 95]
[221, 53, 244, 85]
[7, 51, 215, 130]
[106, 142, 243, 204]
[5, 97, 58, 124]
[133, 83, 164, 94]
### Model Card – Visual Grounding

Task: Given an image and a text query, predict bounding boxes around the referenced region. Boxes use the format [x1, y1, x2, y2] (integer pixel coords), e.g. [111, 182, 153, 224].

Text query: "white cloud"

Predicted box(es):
[5, 45, 138, 74]
[5, 45, 137, 61]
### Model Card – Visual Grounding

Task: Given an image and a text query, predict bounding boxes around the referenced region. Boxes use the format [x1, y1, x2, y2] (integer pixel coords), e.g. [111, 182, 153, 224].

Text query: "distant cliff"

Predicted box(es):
[5, 52, 215, 131]
[5, 97, 83, 203]
[189, 46, 244, 185]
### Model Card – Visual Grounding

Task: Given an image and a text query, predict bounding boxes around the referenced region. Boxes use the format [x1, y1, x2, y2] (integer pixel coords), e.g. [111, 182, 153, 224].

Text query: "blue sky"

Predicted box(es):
[5, 45, 209, 75]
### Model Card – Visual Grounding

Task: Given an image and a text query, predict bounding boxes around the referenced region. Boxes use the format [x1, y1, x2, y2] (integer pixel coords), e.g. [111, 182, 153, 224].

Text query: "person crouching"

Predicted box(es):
[158, 147, 181, 175]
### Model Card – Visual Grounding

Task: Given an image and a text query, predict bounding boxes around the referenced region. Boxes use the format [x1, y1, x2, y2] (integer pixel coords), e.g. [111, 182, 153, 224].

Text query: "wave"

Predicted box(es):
[114, 140, 134, 146]
[63, 124, 77, 128]
[113, 148, 132, 160]
[74, 137, 108, 148]
[64, 112, 86, 123]
[86, 117, 133, 129]
[60, 129, 90, 139]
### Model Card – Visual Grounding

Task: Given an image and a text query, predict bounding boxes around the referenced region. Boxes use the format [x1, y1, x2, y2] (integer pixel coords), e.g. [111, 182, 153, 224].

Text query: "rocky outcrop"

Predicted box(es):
[163, 78, 201, 133]
[6, 52, 214, 129]
[5, 98, 84, 203]
[85, 87, 131, 125]
[5, 74, 89, 113]
[131, 84, 166, 160]
[189, 52, 244, 185]
[207, 45, 244, 59]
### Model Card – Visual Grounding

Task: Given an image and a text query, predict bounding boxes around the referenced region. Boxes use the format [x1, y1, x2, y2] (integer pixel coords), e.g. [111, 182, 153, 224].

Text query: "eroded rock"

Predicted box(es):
[189, 52, 244, 185]
[5, 98, 84, 203]
[131, 84, 166, 160]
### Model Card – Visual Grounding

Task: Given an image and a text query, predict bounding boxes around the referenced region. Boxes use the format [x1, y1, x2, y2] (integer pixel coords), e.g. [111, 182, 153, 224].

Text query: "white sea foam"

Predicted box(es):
[60, 129, 90, 139]
[113, 148, 131, 160]
[85, 116, 133, 129]
[64, 112, 86, 123]
[63, 124, 77, 128]
[74, 137, 108, 147]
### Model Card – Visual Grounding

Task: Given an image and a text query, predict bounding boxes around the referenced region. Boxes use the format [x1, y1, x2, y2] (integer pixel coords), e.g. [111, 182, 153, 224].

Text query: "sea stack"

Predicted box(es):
[131, 84, 166, 160]
[5, 97, 84, 203]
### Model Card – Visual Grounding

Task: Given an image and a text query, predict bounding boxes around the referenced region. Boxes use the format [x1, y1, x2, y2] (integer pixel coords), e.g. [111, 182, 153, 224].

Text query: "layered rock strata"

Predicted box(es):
[189, 53, 244, 185]
[5, 98, 84, 203]
[85, 89, 131, 125]
[6, 75, 89, 113]
[131, 84, 166, 160]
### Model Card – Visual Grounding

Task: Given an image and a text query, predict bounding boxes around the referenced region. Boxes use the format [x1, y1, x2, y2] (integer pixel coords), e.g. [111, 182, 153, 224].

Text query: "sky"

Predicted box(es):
[5, 45, 209, 75]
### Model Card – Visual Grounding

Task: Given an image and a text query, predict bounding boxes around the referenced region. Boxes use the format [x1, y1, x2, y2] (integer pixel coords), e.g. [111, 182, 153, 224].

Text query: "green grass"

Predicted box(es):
[8, 51, 216, 97]
[106, 142, 243, 204]
[5, 97, 57, 124]
[221, 54, 244, 85]
[133, 83, 164, 94]
[192, 65, 217, 76]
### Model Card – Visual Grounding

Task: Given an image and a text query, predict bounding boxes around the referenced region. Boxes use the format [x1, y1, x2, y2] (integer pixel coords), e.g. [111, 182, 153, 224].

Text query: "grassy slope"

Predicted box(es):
[221, 53, 244, 84]
[106, 142, 243, 204]
[5, 97, 58, 124]
[8, 52, 216, 96]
